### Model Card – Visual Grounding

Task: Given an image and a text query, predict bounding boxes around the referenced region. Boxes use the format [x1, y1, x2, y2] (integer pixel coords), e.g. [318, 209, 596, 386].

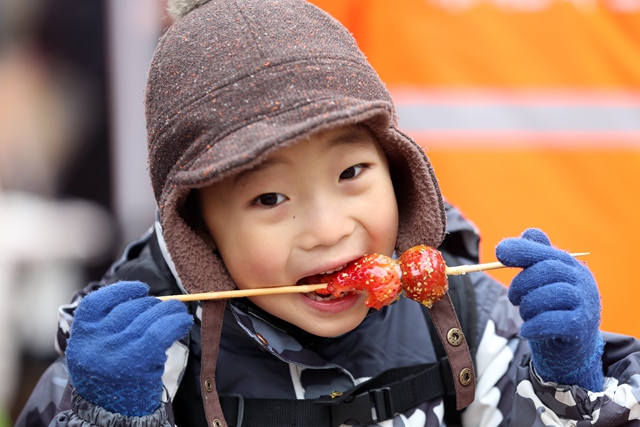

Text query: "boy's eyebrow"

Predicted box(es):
[232, 157, 285, 187]
[326, 128, 376, 149]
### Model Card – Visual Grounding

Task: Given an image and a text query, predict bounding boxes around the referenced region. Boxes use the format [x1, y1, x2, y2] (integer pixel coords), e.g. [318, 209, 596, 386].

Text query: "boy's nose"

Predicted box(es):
[297, 200, 355, 250]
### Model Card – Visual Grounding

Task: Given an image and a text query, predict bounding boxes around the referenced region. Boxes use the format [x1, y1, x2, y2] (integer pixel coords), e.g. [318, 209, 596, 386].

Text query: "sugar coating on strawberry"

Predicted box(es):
[398, 245, 449, 308]
[316, 254, 402, 310]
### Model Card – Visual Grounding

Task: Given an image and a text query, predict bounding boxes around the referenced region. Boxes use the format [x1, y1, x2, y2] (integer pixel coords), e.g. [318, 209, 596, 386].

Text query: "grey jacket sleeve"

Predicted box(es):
[51, 392, 173, 427]
[511, 332, 640, 426]
[15, 358, 72, 427]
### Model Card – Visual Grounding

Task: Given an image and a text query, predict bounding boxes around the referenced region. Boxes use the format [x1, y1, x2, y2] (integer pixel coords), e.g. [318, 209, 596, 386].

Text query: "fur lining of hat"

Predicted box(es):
[166, 0, 211, 20]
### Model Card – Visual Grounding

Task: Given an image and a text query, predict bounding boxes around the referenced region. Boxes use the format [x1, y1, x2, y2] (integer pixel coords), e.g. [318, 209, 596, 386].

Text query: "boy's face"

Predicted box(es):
[200, 125, 399, 337]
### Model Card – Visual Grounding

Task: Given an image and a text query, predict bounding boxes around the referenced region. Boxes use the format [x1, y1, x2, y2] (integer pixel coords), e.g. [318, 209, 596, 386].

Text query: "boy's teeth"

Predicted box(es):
[307, 291, 347, 302]
[321, 264, 347, 275]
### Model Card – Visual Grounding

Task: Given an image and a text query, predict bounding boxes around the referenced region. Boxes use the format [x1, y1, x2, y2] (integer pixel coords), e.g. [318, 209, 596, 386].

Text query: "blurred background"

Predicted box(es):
[1, 0, 163, 423]
[1, 0, 639, 424]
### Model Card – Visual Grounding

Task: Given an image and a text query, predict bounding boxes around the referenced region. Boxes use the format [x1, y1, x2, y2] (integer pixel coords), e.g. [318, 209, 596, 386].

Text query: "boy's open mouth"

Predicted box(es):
[297, 266, 357, 301]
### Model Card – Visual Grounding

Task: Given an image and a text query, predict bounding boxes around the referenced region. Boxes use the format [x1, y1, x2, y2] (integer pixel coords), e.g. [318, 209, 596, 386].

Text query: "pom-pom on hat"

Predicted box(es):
[146, 0, 446, 424]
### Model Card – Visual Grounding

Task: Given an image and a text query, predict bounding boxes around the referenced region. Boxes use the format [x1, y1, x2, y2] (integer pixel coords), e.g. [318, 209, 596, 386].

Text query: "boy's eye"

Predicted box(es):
[340, 164, 365, 180]
[254, 193, 286, 207]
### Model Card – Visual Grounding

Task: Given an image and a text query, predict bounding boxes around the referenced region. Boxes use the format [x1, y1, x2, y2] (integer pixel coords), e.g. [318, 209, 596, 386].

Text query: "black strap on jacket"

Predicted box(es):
[175, 358, 456, 427]
[219, 358, 461, 427]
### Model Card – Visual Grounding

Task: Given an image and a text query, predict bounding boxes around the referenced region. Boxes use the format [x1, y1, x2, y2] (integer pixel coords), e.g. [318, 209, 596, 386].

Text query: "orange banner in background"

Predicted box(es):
[310, 0, 640, 338]
[310, 0, 640, 88]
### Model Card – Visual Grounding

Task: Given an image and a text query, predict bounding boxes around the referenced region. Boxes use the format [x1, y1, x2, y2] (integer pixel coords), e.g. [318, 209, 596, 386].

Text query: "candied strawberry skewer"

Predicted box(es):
[318, 246, 588, 310]
[315, 246, 449, 310]
[158, 250, 587, 303]
[398, 245, 449, 309]
[314, 254, 403, 310]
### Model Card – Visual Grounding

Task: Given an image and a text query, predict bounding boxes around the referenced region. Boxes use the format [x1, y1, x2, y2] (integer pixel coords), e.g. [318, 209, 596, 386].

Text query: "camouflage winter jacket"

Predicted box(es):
[15, 204, 640, 426]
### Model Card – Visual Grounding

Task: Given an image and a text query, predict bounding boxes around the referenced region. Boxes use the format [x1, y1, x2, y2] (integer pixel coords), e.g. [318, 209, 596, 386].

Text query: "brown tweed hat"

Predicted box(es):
[146, 0, 447, 423]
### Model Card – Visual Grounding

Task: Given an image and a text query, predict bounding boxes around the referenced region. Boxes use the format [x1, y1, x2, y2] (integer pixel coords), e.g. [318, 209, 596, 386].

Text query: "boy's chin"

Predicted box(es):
[247, 294, 369, 338]
[295, 314, 367, 338]
[306, 325, 357, 338]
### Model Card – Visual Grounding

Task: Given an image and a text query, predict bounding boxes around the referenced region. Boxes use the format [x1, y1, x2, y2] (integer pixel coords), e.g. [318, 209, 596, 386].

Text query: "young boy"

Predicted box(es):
[16, 0, 640, 426]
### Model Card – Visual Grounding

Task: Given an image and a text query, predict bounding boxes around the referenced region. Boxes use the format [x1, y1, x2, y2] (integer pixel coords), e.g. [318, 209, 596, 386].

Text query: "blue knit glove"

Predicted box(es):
[66, 281, 194, 416]
[496, 228, 604, 391]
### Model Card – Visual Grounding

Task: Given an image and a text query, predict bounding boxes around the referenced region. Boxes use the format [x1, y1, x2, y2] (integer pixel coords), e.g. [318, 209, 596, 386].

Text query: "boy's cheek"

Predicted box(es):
[223, 245, 290, 289]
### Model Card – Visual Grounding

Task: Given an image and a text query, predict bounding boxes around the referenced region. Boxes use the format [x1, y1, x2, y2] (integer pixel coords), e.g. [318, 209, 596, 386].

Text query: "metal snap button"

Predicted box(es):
[459, 367, 473, 386]
[447, 328, 464, 346]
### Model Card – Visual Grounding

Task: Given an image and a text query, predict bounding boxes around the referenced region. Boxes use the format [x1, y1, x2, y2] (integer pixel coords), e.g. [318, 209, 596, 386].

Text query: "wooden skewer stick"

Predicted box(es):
[157, 284, 328, 302]
[158, 252, 589, 302]
[445, 252, 590, 276]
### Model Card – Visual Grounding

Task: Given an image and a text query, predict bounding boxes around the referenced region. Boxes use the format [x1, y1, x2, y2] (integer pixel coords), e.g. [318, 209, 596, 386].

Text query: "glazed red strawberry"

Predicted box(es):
[398, 245, 449, 308]
[316, 254, 402, 310]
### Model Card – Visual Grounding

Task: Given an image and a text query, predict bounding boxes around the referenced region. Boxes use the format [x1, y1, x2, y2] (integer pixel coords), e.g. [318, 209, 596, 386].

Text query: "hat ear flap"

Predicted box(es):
[183, 190, 218, 252]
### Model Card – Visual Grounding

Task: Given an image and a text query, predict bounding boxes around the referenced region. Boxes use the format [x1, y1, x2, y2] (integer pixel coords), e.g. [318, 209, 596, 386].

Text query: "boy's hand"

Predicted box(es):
[496, 228, 604, 391]
[66, 281, 194, 416]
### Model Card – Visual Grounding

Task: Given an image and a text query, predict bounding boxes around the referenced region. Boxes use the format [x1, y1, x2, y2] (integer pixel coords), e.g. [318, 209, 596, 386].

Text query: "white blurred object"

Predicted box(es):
[0, 192, 114, 263]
